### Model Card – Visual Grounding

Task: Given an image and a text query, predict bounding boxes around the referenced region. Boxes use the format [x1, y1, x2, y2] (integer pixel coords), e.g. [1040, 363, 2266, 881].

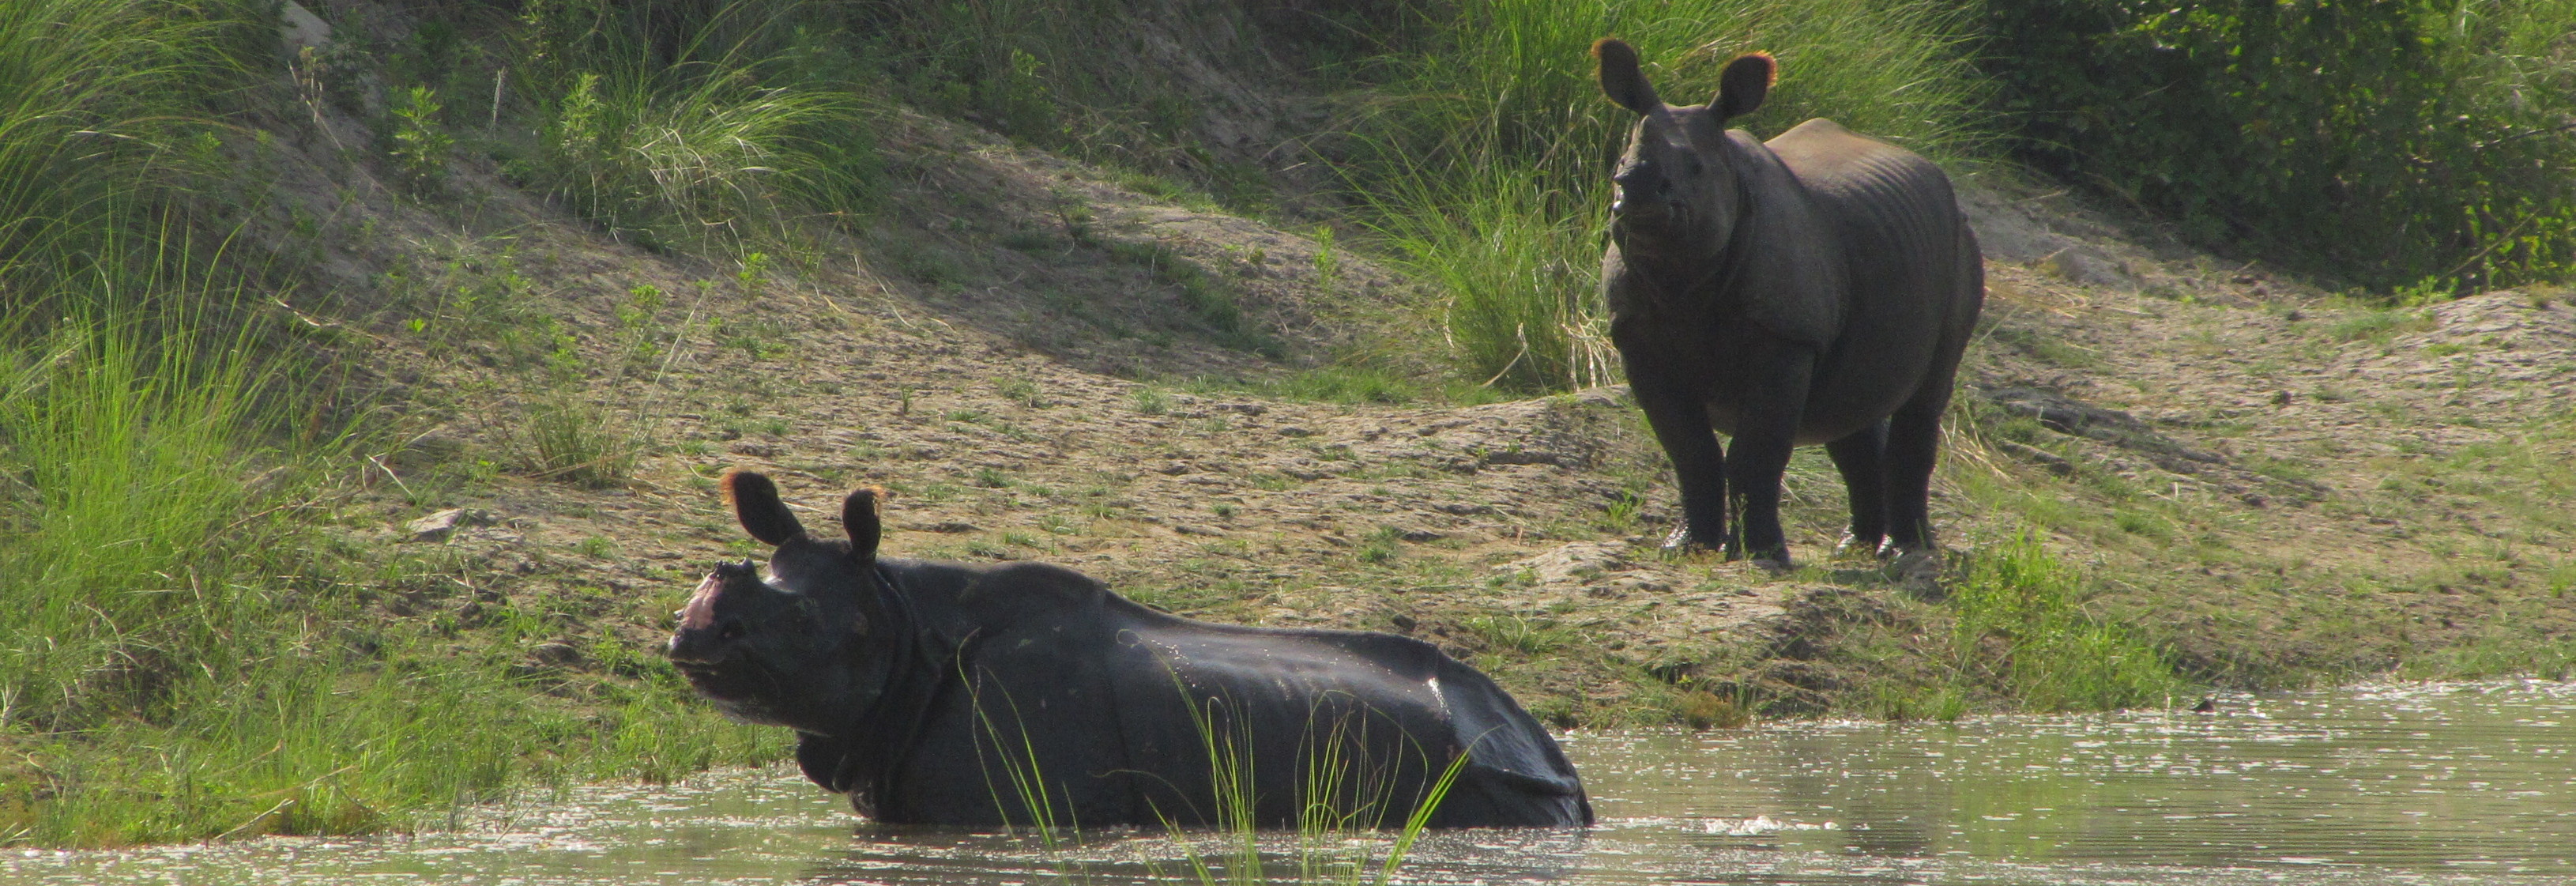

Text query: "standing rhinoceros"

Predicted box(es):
[1591, 38, 1984, 568]
[666, 471, 1592, 829]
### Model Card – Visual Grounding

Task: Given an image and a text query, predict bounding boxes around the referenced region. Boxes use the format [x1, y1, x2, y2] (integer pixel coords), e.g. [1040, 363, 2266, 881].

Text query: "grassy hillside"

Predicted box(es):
[1, 0, 2569, 847]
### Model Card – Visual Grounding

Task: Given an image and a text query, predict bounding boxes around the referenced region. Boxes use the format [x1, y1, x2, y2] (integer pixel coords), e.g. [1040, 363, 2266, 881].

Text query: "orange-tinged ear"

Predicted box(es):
[725, 470, 807, 546]
[1594, 38, 1660, 114]
[1714, 52, 1775, 120]
[842, 486, 884, 562]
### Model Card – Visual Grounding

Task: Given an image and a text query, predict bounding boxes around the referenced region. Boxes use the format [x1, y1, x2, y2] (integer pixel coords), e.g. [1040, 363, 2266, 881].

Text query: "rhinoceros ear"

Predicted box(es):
[725, 470, 808, 546]
[1593, 39, 1659, 114]
[1714, 52, 1775, 120]
[842, 486, 883, 564]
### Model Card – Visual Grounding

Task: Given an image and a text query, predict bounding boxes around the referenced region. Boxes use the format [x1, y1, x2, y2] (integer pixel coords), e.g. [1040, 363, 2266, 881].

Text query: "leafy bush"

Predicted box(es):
[387, 85, 454, 192]
[1980, 0, 2576, 294]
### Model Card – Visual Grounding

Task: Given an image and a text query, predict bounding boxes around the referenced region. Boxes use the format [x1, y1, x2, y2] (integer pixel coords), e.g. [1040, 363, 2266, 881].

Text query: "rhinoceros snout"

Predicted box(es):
[666, 618, 743, 665]
[1612, 168, 1662, 209]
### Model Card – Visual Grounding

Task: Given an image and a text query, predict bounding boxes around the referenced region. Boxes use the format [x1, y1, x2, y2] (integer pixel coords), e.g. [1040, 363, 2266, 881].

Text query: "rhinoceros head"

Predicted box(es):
[1594, 39, 1774, 259]
[668, 471, 887, 732]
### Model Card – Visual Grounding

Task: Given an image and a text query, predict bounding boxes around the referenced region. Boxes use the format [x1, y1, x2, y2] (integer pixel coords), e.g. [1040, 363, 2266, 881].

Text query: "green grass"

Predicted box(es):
[1099, 239, 1286, 356]
[519, 392, 641, 488]
[0, 0, 793, 846]
[0, 306, 783, 846]
[521, 62, 864, 251]
[0, 0, 253, 296]
[1943, 533, 2187, 714]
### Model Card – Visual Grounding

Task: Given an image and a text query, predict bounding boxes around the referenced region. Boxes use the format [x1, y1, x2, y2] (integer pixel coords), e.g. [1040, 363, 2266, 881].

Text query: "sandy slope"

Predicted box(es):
[254, 87, 2573, 724]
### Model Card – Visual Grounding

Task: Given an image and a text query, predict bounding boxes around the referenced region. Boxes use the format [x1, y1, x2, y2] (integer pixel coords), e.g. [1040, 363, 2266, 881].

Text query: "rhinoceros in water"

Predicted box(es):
[666, 471, 1592, 828]
[1592, 38, 1985, 568]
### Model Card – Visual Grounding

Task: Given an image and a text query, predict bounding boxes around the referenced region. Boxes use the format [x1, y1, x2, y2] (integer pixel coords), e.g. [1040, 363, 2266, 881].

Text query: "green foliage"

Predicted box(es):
[0, 308, 781, 846]
[0, 0, 796, 844]
[0, 0, 262, 303]
[1132, 385, 1172, 415]
[1255, 366, 1418, 405]
[1947, 533, 2185, 713]
[0, 313, 281, 737]
[1343, 0, 1985, 390]
[524, 66, 861, 248]
[387, 86, 454, 193]
[511, 0, 879, 251]
[519, 393, 638, 488]
[1980, 0, 2576, 295]
[1364, 168, 1610, 391]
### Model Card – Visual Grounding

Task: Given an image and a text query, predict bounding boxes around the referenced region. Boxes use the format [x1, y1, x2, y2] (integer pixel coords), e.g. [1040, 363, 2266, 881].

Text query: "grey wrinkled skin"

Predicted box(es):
[1591, 38, 1984, 568]
[667, 471, 1593, 829]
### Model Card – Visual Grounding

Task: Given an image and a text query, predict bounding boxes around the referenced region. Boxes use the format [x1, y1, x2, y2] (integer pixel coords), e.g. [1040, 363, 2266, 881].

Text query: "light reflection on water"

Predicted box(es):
[6, 680, 2571, 885]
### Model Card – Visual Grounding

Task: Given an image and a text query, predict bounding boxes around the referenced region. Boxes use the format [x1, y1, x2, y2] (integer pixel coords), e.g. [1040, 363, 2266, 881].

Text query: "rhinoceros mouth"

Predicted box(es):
[1612, 201, 1689, 236]
[672, 656, 762, 702]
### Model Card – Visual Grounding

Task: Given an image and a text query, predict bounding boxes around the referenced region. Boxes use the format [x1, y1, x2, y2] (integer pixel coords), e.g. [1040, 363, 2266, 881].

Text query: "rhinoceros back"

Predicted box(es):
[1098, 602, 1592, 828]
[1762, 118, 1979, 435]
[859, 563, 1590, 828]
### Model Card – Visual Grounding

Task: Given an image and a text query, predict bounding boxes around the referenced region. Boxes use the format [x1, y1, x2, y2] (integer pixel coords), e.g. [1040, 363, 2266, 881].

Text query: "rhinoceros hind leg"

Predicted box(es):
[1826, 421, 1890, 556]
[1882, 375, 1956, 556]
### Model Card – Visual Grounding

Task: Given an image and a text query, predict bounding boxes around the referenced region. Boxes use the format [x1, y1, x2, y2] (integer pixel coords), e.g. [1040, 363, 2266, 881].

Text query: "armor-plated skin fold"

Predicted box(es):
[1592, 38, 1984, 567]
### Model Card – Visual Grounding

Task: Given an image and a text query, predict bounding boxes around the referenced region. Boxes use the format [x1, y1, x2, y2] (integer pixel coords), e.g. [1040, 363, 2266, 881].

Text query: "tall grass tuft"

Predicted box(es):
[527, 66, 862, 248]
[0, 0, 260, 303]
[512, 0, 876, 252]
[1342, 0, 1984, 390]
[1945, 533, 2183, 713]
[0, 308, 284, 734]
[1364, 165, 1611, 390]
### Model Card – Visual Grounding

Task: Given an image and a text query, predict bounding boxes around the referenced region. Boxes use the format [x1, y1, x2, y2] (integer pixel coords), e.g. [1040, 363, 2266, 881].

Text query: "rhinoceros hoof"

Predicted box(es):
[1833, 533, 1891, 559]
[1662, 526, 1724, 552]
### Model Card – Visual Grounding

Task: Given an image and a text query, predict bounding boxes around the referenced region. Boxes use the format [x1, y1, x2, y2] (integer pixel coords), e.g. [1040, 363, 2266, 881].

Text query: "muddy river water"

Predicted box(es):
[8, 680, 2572, 885]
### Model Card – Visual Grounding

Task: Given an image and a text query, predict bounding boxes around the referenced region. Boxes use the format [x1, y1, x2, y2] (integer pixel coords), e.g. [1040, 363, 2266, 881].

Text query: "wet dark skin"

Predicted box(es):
[668, 472, 1593, 828]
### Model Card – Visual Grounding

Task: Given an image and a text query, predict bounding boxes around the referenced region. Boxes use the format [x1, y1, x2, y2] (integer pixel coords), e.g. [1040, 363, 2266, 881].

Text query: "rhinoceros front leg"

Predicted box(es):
[1722, 341, 1814, 570]
[1631, 379, 1728, 552]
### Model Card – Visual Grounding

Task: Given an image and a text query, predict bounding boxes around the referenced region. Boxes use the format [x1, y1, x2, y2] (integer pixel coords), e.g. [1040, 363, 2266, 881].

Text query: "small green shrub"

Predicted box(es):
[387, 85, 454, 193]
[1131, 386, 1171, 415]
[1947, 533, 2185, 712]
[519, 394, 636, 488]
[509, 0, 879, 251]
